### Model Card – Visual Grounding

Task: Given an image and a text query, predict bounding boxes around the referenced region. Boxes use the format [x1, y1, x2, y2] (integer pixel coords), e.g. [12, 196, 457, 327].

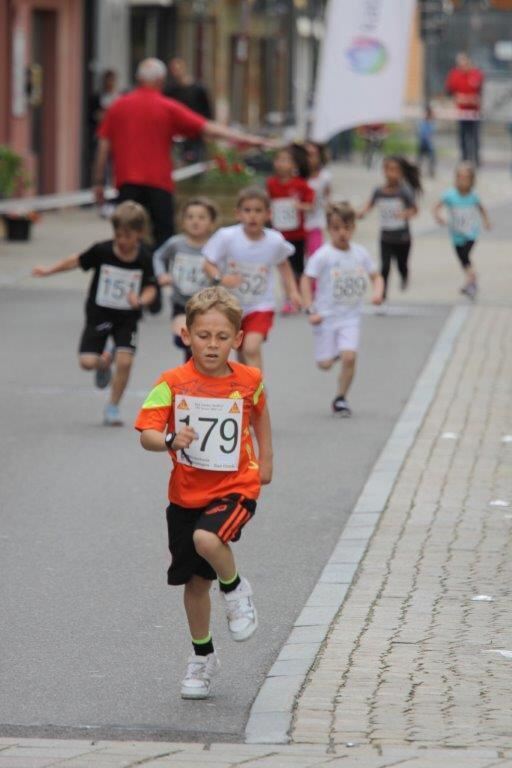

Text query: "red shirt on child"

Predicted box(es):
[266, 176, 314, 241]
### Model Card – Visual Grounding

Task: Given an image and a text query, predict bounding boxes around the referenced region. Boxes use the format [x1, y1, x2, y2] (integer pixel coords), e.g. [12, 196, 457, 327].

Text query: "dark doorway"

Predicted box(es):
[30, 9, 57, 194]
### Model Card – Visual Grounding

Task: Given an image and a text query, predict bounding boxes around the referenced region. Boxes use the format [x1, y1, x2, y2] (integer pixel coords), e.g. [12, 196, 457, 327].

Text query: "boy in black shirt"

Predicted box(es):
[32, 202, 157, 425]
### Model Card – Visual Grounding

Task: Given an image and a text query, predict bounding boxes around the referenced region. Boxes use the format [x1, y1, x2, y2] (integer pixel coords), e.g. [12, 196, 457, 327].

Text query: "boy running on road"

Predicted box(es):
[153, 197, 218, 362]
[203, 186, 301, 371]
[301, 202, 384, 417]
[32, 201, 156, 426]
[135, 286, 273, 700]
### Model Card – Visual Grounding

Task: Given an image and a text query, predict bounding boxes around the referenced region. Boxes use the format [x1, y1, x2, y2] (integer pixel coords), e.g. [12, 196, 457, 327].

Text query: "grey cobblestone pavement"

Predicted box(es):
[1, 307, 511, 766]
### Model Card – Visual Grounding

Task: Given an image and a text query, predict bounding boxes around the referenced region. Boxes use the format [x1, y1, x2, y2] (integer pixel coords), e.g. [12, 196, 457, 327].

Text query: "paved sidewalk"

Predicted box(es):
[1, 305, 510, 765]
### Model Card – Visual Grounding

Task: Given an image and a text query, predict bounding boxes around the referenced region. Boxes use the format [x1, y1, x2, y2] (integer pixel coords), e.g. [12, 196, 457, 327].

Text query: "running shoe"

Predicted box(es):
[103, 403, 123, 427]
[95, 342, 114, 389]
[222, 577, 258, 641]
[460, 282, 477, 299]
[180, 652, 220, 700]
[332, 396, 352, 418]
[95, 364, 112, 390]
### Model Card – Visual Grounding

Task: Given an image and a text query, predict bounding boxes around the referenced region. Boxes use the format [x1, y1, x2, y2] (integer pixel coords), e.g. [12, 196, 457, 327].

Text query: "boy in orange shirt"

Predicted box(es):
[135, 286, 272, 700]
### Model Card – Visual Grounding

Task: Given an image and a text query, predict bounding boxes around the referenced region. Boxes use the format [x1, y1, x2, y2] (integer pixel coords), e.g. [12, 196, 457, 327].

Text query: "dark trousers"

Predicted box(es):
[118, 184, 175, 249]
[118, 184, 175, 313]
[458, 120, 480, 166]
[417, 139, 436, 178]
[380, 240, 411, 298]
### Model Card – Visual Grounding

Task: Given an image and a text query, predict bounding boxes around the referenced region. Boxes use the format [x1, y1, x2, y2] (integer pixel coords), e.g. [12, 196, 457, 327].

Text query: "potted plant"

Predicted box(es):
[0, 144, 37, 241]
[175, 147, 266, 224]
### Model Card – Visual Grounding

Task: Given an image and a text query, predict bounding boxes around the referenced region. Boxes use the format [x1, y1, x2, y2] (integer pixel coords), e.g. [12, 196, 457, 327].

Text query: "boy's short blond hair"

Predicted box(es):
[186, 287, 243, 332]
[236, 185, 270, 209]
[111, 200, 150, 235]
[326, 201, 356, 227]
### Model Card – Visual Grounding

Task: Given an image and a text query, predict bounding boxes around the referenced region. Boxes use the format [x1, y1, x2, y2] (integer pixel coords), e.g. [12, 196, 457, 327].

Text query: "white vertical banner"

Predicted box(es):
[312, 0, 415, 141]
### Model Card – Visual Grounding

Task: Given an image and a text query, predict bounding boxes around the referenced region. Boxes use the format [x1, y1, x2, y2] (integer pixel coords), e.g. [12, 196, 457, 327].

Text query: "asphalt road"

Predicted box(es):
[0, 287, 447, 741]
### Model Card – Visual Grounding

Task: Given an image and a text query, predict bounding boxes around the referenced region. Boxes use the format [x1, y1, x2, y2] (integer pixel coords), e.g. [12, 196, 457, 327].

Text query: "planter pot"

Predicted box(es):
[4, 215, 32, 241]
[175, 174, 265, 227]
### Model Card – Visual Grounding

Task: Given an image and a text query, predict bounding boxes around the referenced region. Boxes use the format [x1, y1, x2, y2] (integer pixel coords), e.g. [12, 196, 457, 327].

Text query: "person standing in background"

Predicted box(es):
[93, 58, 268, 312]
[417, 105, 436, 179]
[89, 69, 120, 213]
[166, 57, 213, 164]
[445, 53, 484, 166]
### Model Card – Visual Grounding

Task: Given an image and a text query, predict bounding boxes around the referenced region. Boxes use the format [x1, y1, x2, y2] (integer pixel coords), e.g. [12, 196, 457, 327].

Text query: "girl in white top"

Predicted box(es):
[305, 142, 332, 257]
[301, 202, 384, 417]
[204, 186, 301, 371]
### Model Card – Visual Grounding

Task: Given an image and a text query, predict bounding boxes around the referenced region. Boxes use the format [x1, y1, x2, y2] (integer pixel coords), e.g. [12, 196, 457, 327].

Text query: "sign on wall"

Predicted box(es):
[312, 0, 415, 141]
[12, 27, 27, 118]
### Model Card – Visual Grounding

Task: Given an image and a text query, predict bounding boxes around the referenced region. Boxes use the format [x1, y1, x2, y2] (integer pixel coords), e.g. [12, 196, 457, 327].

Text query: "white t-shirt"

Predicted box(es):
[304, 242, 376, 324]
[203, 224, 294, 315]
[305, 168, 332, 230]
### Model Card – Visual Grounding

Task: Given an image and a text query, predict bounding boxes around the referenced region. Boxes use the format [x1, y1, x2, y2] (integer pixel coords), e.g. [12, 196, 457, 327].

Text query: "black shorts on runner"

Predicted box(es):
[79, 314, 139, 355]
[455, 240, 475, 269]
[165, 494, 256, 585]
[171, 301, 187, 321]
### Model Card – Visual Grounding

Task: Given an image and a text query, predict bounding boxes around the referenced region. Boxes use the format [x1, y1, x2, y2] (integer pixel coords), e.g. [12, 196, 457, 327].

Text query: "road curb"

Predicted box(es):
[245, 305, 470, 745]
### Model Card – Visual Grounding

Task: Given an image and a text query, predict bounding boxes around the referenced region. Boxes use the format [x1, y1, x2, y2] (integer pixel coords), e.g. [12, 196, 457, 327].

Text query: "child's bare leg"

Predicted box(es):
[338, 350, 356, 397]
[239, 332, 264, 371]
[110, 349, 133, 405]
[79, 353, 107, 371]
[184, 575, 212, 639]
[464, 265, 477, 285]
[317, 358, 336, 371]
[193, 530, 237, 582]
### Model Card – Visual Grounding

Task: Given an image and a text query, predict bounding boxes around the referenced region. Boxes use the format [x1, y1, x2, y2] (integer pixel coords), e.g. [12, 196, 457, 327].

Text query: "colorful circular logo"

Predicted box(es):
[345, 37, 387, 74]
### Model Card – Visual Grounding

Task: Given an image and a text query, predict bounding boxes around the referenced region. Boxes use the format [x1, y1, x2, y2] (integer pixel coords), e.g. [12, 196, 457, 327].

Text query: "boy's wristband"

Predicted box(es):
[305, 306, 316, 315]
[211, 274, 222, 286]
[165, 432, 176, 451]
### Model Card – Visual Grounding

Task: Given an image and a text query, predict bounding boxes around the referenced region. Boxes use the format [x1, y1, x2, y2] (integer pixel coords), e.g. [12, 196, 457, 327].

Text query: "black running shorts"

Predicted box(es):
[79, 314, 139, 355]
[165, 494, 256, 585]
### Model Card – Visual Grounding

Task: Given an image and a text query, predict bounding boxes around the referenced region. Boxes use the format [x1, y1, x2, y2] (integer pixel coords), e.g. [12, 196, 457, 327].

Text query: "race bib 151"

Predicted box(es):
[95, 265, 143, 310]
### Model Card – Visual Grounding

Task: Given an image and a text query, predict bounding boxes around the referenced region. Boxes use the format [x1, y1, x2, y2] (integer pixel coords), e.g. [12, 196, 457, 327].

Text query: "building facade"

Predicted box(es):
[0, 0, 84, 194]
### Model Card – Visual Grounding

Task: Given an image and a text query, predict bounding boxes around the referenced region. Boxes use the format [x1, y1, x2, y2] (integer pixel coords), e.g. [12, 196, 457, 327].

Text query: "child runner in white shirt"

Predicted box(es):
[153, 197, 218, 362]
[301, 202, 384, 417]
[305, 141, 332, 257]
[203, 186, 302, 371]
[433, 162, 490, 298]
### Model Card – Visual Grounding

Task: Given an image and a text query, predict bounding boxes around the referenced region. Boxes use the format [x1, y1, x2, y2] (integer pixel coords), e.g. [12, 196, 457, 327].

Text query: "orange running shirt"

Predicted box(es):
[134, 360, 266, 507]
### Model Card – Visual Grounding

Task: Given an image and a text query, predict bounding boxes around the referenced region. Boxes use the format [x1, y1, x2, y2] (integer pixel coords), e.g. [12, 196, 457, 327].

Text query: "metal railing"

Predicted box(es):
[0, 161, 214, 216]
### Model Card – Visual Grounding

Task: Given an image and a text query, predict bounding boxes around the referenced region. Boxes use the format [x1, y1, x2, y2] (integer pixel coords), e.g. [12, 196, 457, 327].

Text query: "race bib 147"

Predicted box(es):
[172, 253, 209, 296]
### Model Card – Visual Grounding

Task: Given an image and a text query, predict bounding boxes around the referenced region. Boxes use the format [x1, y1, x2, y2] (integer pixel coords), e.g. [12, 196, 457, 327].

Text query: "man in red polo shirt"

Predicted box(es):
[93, 58, 266, 250]
[445, 53, 484, 166]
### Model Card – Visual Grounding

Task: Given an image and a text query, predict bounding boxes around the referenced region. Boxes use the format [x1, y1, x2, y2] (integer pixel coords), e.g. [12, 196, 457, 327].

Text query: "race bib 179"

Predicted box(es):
[174, 395, 243, 472]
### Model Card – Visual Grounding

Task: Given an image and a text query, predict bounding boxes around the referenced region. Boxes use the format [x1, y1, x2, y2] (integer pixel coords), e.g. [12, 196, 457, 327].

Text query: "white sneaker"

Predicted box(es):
[222, 577, 258, 641]
[180, 652, 220, 700]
